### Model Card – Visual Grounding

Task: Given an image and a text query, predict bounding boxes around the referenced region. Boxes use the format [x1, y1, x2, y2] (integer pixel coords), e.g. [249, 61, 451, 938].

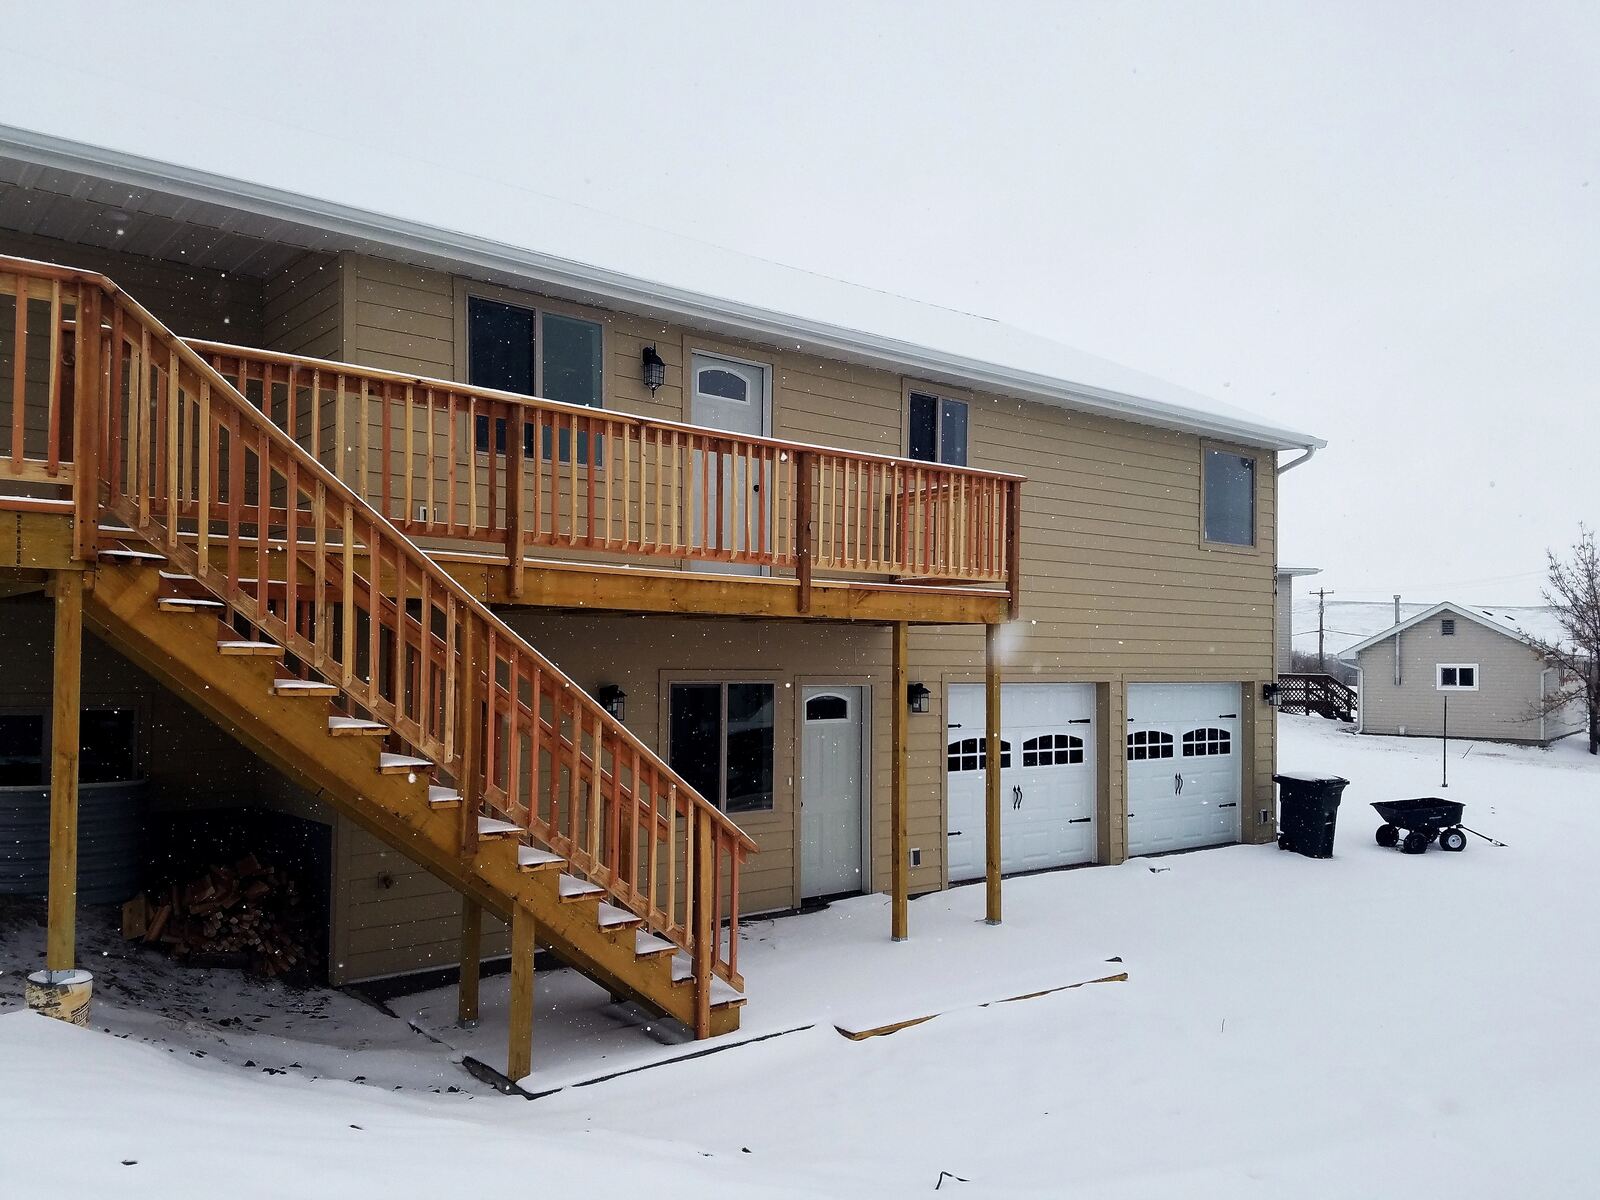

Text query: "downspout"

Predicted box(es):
[1354, 664, 1365, 733]
[1540, 667, 1551, 744]
[1393, 595, 1403, 687]
[1278, 445, 1317, 475]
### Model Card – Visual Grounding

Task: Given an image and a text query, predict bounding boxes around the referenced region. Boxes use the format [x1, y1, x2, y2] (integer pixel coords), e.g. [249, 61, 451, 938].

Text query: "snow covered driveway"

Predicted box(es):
[3, 716, 1597, 1197]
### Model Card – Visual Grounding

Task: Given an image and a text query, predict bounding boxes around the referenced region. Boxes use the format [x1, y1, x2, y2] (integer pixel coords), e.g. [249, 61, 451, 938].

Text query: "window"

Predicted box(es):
[946, 737, 1011, 772]
[668, 682, 775, 813]
[1021, 734, 1084, 767]
[1437, 664, 1479, 691]
[908, 391, 968, 466]
[1441, 619, 1456, 636]
[804, 693, 851, 723]
[1126, 730, 1175, 761]
[0, 708, 138, 786]
[0, 713, 44, 786]
[1203, 449, 1256, 547]
[697, 367, 750, 403]
[1181, 727, 1232, 757]
[467, 297, 604, 462]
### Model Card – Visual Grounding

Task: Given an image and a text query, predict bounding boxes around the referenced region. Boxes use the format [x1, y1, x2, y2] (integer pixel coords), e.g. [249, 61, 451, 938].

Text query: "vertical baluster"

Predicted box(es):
[621, 424, 632, 550]
[314, 481, 328, 663]
[402, 384, 415, 526]
[164, 350, 180, 545]
[628, 746, 641, 902]
[466, 397, 478, 535]
[424, 388, 436, 530]
[285, 455, 299, 653]
[567, 412, 579, 546]
[588, 711, 603, 863]
[8, 274, 25, 469]
[380, 383, 393, 520]
[45, 282, 62, 475]
[342, 500, 356, 689]
[665, 785, 678, 933]
[506, 654, 520, 821]
[445, 391, 457, 535]
[529, 665, 543, 831]
[484, 629, 497, 796]
[366, 518, 380, 698]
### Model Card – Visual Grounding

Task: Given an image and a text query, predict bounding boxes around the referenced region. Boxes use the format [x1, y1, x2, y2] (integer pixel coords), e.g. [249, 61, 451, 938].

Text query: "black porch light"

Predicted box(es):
[907, 682, 931, 714]
[597, 684, 627, 721]
[641, 345, 666, 393]
[1262, 681, 1281, 707]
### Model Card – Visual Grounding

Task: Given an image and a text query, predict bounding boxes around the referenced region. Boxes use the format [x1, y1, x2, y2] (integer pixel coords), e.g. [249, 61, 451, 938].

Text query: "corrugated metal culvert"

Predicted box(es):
[0, 781, 146, 904]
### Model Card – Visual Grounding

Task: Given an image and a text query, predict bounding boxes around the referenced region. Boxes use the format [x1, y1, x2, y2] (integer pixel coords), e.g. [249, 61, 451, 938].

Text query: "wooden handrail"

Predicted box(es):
[1, 257, 755, 996]
[182, 338, 1025, 592]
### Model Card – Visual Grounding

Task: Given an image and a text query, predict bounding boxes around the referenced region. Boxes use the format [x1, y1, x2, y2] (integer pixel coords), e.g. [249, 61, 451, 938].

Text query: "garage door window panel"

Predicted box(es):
[1127, 730, 1175, 761]
[947, 737, 1010, 772]
[1181, 727, 1232, 757]
[1022, 734, 1084, 767]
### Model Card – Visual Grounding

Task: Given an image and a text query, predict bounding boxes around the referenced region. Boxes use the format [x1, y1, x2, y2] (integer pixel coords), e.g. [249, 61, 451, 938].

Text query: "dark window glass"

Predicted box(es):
[908, 392, 968, 466]
[1180, 727, 1231, 757]
[542, 313, 604, 464]
[1459, 667, 1476, 687]
[0, 713, 44, 786]
[1022, 733, 1084, 767]
[668, 684, 721, 808]
[697, 368, 749, 402]
[945, 737, 1011, 772]
[1203, 450, 1256, 546]
[1440, 667, 1458, 687]
[1126, 730, 1175, 761]
[725, 684, 775, 813]
[468, 298, 535, 395]
[909, 392, 938, 462]
[80, 709, 138, 783]
[805, 694, 850, 722]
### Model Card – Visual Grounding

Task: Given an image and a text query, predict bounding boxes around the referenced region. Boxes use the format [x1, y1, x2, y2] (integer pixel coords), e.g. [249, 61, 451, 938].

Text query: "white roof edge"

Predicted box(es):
[1343, 600, 1543, 657]
[1276, 566, 1321, 578]
[0, 125, 1324, 453]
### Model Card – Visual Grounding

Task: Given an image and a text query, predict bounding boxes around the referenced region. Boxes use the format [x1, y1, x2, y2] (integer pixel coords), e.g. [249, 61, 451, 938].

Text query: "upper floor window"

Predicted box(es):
[1437, 664, 1478, 691]
[1441, 619, 1456, 636]
[909, 391, 968, 467]
[1203, 449, 1256, 547]
[468, 297, 603, 461]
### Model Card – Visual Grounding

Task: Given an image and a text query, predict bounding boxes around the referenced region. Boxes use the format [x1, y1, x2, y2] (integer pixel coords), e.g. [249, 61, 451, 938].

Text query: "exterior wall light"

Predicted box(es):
[642, 345, 666, 393]
[907, 682, 931, 714]
[597, 684, 627, 721]
[1262, 681, 1281, 706]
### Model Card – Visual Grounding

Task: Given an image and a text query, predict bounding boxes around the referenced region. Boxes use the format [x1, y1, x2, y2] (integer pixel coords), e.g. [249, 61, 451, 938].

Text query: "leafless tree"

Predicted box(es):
[1528, 527, 1600, 754]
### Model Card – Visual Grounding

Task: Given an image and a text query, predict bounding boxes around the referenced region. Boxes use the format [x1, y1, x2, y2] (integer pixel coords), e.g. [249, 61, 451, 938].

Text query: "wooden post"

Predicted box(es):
[891, 620, 909, 941]
[506, 902, 535, 1082]
[47, 570, 84, 975]
[457, 620, 480, 855]
[984, 622, 1002, 926]
[70, 287, 102, 563]
[692, 806, 715, 1039]
[506, 406, 527, 600]
[796, 451, 815, 613]
[457, 897, 482, 1027]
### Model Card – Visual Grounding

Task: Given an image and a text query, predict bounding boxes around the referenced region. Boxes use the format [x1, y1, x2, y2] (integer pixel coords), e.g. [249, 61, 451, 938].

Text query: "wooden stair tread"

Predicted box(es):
[477, 816, 521, 838]
[157, 597, 224, 611]
[99, 547, 165, 561]
[670, 953, 746, 1007]
[218, 640, 283, 657]
[273, 679, 337, 695]
[517, 845, 563, 871]
[427, 785, 460, 808]
[328, 716, 387, 736]
[558, 873, 603, 899]
[380, 753, 432, 775]
[597, 901, 642, 929]
[635, 931, 675, 957]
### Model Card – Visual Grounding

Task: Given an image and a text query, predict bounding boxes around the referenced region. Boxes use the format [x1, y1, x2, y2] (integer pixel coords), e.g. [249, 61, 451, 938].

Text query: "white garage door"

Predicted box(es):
[1126, 683, 1242, 856]
[946, 683, 1096, 882]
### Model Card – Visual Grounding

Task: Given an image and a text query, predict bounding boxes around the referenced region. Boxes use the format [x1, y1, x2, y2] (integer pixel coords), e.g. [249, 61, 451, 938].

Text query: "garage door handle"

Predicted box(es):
[1012, 786, 1023, 810]
[1174, 773, 1183, 795]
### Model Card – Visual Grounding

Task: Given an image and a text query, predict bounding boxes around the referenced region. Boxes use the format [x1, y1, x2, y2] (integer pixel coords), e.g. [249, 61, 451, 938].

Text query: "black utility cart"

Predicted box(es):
[1372, 798, 1468, 855]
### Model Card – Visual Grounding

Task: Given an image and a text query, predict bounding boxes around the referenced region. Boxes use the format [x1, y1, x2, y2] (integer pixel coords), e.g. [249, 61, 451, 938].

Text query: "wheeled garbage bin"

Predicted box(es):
[1272, 773, 1349, 858]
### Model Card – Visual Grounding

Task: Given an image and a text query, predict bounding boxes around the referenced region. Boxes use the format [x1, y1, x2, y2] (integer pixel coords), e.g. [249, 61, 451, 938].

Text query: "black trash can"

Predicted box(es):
[1272, 773, 1349, 858]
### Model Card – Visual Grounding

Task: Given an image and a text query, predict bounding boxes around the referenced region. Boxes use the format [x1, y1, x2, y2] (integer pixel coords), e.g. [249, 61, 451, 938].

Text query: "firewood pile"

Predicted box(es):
[121, 854, 319, 979]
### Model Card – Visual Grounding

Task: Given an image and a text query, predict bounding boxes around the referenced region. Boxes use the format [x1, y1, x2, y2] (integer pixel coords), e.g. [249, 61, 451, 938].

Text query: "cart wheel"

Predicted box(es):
[1375, 824, 1400, 848]
[1439, 828, 1467, 853]
[1401, 831, 1430, 855]
[1277, 834, 1290, 850]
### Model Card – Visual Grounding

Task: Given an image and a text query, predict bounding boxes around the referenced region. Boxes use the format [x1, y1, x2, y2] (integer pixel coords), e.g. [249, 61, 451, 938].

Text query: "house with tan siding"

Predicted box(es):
[0, 122, 1321, 1072]
[1347, 602, 1584, 745]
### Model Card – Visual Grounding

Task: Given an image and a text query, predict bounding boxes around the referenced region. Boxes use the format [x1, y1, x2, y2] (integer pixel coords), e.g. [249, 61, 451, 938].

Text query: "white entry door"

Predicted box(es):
[689, 352, 768, 575]
[801, 686, 865, 899]
[1126, 683, 1242, 856]
[946, 683, 1097, 883]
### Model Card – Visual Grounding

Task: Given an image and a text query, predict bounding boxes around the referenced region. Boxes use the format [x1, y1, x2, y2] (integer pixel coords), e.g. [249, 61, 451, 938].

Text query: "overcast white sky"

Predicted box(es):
[12, 1, 1599, 603]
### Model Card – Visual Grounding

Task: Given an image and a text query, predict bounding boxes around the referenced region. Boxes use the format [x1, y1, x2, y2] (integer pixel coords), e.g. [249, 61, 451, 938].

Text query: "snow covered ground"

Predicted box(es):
[3, 716, 1598, 1197]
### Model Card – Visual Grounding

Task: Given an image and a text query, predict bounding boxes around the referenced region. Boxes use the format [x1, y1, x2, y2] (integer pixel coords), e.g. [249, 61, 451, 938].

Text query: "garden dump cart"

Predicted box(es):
[1371, 798, 1467, 855]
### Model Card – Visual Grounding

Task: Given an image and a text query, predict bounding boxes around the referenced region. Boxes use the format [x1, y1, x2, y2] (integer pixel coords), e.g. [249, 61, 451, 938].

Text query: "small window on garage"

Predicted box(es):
[1126, 730, 1175, 761]
[1437, 664, 1479, 691]
[1181, 727, 1232, 757]
[0, 712, 45, 785]
[1021, 734, 1084, 767]
[1203, 449, 1257, 547]
[946, 737, 1011, 772]
[80, 709, 139, 783]
[1440, 619, 1456, 636]
[804, 693, 851, 723]
[908, 391, 969, 467]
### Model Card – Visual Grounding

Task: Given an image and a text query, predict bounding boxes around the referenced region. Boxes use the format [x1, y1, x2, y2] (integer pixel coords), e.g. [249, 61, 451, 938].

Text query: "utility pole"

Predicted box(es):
[1313, 588, 1333, 672]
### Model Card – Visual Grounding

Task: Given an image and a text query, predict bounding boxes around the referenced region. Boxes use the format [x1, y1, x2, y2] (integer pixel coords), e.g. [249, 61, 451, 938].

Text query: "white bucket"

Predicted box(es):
[25, 969, 94, 1026]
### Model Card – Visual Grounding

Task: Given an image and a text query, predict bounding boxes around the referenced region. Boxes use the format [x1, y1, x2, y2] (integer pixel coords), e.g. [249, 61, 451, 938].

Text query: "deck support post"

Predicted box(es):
[506, 903, 536, 1082]
[47, 569, 84, 975]
[457, 897, 482, 1027]
[891, 620, 909, 941]
[795, 451, 815, 614]
[984, 622, 1002, 925]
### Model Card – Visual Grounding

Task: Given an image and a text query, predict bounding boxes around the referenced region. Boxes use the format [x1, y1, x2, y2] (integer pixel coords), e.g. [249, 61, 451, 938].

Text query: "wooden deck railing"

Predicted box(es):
[0, 255, 756, 1013]
[185, 341, 1025, 610]
[1277, 672, 1358, 722]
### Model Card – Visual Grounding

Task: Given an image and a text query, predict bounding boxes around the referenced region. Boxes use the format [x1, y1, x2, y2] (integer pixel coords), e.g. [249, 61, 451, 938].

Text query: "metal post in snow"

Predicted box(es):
[1442, 694, 1449, 789]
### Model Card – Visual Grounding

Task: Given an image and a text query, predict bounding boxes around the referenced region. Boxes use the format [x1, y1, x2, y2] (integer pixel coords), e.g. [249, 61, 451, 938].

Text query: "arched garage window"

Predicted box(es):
[1126, 730, 1175, 761]
[1181, 728, 1232, 756]
[1021, 734, 1084, 767]
[947, 737, 1011, 772]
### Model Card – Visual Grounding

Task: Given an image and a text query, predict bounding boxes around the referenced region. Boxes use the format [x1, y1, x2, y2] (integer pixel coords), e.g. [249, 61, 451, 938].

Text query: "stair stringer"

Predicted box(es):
[84, 555, 740, 1035]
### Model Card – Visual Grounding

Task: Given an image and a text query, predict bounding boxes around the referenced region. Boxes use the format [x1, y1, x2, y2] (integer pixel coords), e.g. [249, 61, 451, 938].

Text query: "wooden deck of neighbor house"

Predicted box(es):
[0, 253, 1027, 1078]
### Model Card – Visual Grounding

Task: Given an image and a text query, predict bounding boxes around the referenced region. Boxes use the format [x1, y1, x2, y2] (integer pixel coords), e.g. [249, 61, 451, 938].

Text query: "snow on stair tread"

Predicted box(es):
[219, 640, 281, 651]
[329, 716, 386, 732]
[157, 570, 196, 581]
[517, 846, 562, 869]
[158, 597, 224, 608]
[670, 952, 744, 1003]
[597, 901, 641, 929]
[635, 931, 675, 956]
[558, 874, 603, 899]
[380, 753, 432, 772]
[477, 817, 521, 837]
[100, 547, 164, 560]
[274, 679, 335, 690]
[427, 785, 460, 806]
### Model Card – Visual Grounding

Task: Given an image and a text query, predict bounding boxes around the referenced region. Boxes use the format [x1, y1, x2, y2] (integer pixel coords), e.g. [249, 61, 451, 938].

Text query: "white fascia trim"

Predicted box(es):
[0, 124, 1324, 453]
[1344, 601, 1535, 657]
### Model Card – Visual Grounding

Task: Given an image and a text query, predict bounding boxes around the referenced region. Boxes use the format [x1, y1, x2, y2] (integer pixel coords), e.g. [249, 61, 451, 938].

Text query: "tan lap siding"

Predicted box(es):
[263, 252, 342, 359]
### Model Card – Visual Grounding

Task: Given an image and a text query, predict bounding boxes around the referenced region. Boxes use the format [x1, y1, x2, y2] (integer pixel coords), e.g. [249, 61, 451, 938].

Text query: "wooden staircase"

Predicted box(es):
[0, 255, 754, 1074]
[1277, 672, 1358, 722]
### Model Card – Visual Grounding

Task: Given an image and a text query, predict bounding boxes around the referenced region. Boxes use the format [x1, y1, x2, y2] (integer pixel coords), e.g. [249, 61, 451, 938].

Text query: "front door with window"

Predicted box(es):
[689, 352, 768, 575]
[800, 686, 865, 899]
